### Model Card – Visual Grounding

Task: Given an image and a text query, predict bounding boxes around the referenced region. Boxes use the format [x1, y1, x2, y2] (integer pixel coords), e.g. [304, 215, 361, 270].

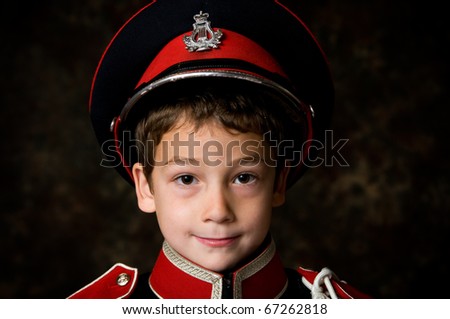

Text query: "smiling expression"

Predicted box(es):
[133, 119, 288, 272]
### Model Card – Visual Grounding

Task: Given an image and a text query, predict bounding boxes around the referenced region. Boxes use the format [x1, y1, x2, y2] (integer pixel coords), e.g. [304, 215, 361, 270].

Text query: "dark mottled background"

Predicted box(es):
[1, 0, 448, 299]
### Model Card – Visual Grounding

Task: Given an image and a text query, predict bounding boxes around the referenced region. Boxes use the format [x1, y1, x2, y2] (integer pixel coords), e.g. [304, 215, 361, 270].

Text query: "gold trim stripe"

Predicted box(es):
[233, 239, 277, 298]
[163, 241, 223, 298]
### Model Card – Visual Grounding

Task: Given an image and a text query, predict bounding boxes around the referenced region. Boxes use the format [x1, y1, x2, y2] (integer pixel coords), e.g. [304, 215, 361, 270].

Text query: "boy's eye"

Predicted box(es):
[175, 175, 196, 185]
[234, 173, 256, 185]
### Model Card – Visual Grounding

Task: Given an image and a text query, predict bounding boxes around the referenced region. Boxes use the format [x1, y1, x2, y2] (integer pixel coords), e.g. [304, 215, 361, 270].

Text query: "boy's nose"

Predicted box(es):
[201, 186, 235, 224]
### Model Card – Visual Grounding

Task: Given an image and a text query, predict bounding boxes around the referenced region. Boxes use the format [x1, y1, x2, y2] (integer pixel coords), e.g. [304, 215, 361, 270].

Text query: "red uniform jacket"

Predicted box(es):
[68, 240, 370, 299]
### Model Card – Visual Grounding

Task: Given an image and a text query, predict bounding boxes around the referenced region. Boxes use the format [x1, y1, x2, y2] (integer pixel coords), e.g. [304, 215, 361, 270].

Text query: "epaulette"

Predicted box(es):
[68, 263, 138, 299]
[298, 266, 371, 299]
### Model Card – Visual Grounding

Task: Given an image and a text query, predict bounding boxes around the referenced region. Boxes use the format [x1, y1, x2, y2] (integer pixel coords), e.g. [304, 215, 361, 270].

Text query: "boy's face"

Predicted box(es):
[133, 119, 288, 272]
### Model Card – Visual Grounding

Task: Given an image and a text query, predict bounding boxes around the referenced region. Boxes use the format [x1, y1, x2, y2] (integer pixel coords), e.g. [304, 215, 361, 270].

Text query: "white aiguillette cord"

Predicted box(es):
[301, 267, 340, 299]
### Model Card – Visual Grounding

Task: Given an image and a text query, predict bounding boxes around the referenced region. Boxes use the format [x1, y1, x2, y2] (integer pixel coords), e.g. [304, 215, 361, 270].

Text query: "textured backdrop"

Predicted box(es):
[1, 0, 449, 298]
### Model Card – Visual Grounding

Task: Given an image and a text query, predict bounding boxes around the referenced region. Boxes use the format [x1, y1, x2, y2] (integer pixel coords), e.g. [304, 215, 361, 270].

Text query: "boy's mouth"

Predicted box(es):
[195, 236, 239, 248]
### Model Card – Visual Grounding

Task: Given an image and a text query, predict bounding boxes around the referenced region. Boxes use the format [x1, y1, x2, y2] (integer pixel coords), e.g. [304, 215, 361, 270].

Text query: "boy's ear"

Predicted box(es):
[272, 167, 290, 207]
[132, 163, 156, 213]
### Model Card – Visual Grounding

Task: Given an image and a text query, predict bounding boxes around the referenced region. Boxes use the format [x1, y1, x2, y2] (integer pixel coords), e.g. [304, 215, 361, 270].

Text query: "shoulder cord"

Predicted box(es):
[301, 267, 339, 299]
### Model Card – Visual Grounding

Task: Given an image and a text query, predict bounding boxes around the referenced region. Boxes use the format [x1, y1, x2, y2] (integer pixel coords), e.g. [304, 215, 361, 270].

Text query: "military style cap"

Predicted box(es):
[89, 0, 334, 187]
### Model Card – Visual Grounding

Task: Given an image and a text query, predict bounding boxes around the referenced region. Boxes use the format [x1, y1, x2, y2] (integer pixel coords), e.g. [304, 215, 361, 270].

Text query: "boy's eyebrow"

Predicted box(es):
[235, 155, 263, 166]
[159, 155, 264, 167]
[161, 157, 200, 166]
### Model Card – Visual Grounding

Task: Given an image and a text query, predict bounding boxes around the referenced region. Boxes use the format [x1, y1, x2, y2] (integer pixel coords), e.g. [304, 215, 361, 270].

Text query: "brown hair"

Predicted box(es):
[134, 80, 305, 180]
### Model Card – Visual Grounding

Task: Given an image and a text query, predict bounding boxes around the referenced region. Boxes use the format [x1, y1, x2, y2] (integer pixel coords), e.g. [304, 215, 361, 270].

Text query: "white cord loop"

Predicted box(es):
[301, 267, 340, 299]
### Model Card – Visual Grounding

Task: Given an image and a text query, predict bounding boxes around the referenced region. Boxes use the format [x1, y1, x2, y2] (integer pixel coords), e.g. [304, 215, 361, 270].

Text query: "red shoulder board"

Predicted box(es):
[68, 263, 138, 299]
[297, 266, 371, 299]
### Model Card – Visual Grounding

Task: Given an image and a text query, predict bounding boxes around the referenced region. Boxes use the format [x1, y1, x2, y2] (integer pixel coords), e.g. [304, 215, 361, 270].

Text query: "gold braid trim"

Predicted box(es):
[163, 241, 223, 298]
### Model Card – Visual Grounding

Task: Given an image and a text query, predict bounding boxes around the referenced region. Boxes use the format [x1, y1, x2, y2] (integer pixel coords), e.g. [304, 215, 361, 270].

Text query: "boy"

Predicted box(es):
[69, 0, 369, 298]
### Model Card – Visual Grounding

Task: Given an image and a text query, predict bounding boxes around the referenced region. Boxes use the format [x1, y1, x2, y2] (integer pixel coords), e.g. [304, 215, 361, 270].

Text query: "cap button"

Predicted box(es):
[110, 117, 117, 132]
[116, 273, 130, 286]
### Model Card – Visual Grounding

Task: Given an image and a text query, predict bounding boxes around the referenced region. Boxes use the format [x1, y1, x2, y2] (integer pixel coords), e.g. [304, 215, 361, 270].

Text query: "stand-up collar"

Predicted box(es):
[149, 239, 288, 298]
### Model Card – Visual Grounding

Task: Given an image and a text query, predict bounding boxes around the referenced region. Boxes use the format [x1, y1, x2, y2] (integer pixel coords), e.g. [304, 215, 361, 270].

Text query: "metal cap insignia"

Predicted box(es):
[183, 11, 223, 52]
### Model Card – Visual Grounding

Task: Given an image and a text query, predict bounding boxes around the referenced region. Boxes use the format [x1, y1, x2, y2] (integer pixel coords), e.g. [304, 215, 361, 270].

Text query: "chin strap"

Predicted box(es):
[298, 266, 371, 299]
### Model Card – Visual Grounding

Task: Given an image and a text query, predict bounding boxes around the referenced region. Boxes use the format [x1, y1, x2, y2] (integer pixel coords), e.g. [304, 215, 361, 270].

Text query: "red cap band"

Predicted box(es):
[136, 29, 288, 88]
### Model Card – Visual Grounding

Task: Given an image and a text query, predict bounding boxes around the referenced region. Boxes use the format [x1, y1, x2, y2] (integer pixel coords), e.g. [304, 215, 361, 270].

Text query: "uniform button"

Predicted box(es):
[116, 273, 130, 286]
